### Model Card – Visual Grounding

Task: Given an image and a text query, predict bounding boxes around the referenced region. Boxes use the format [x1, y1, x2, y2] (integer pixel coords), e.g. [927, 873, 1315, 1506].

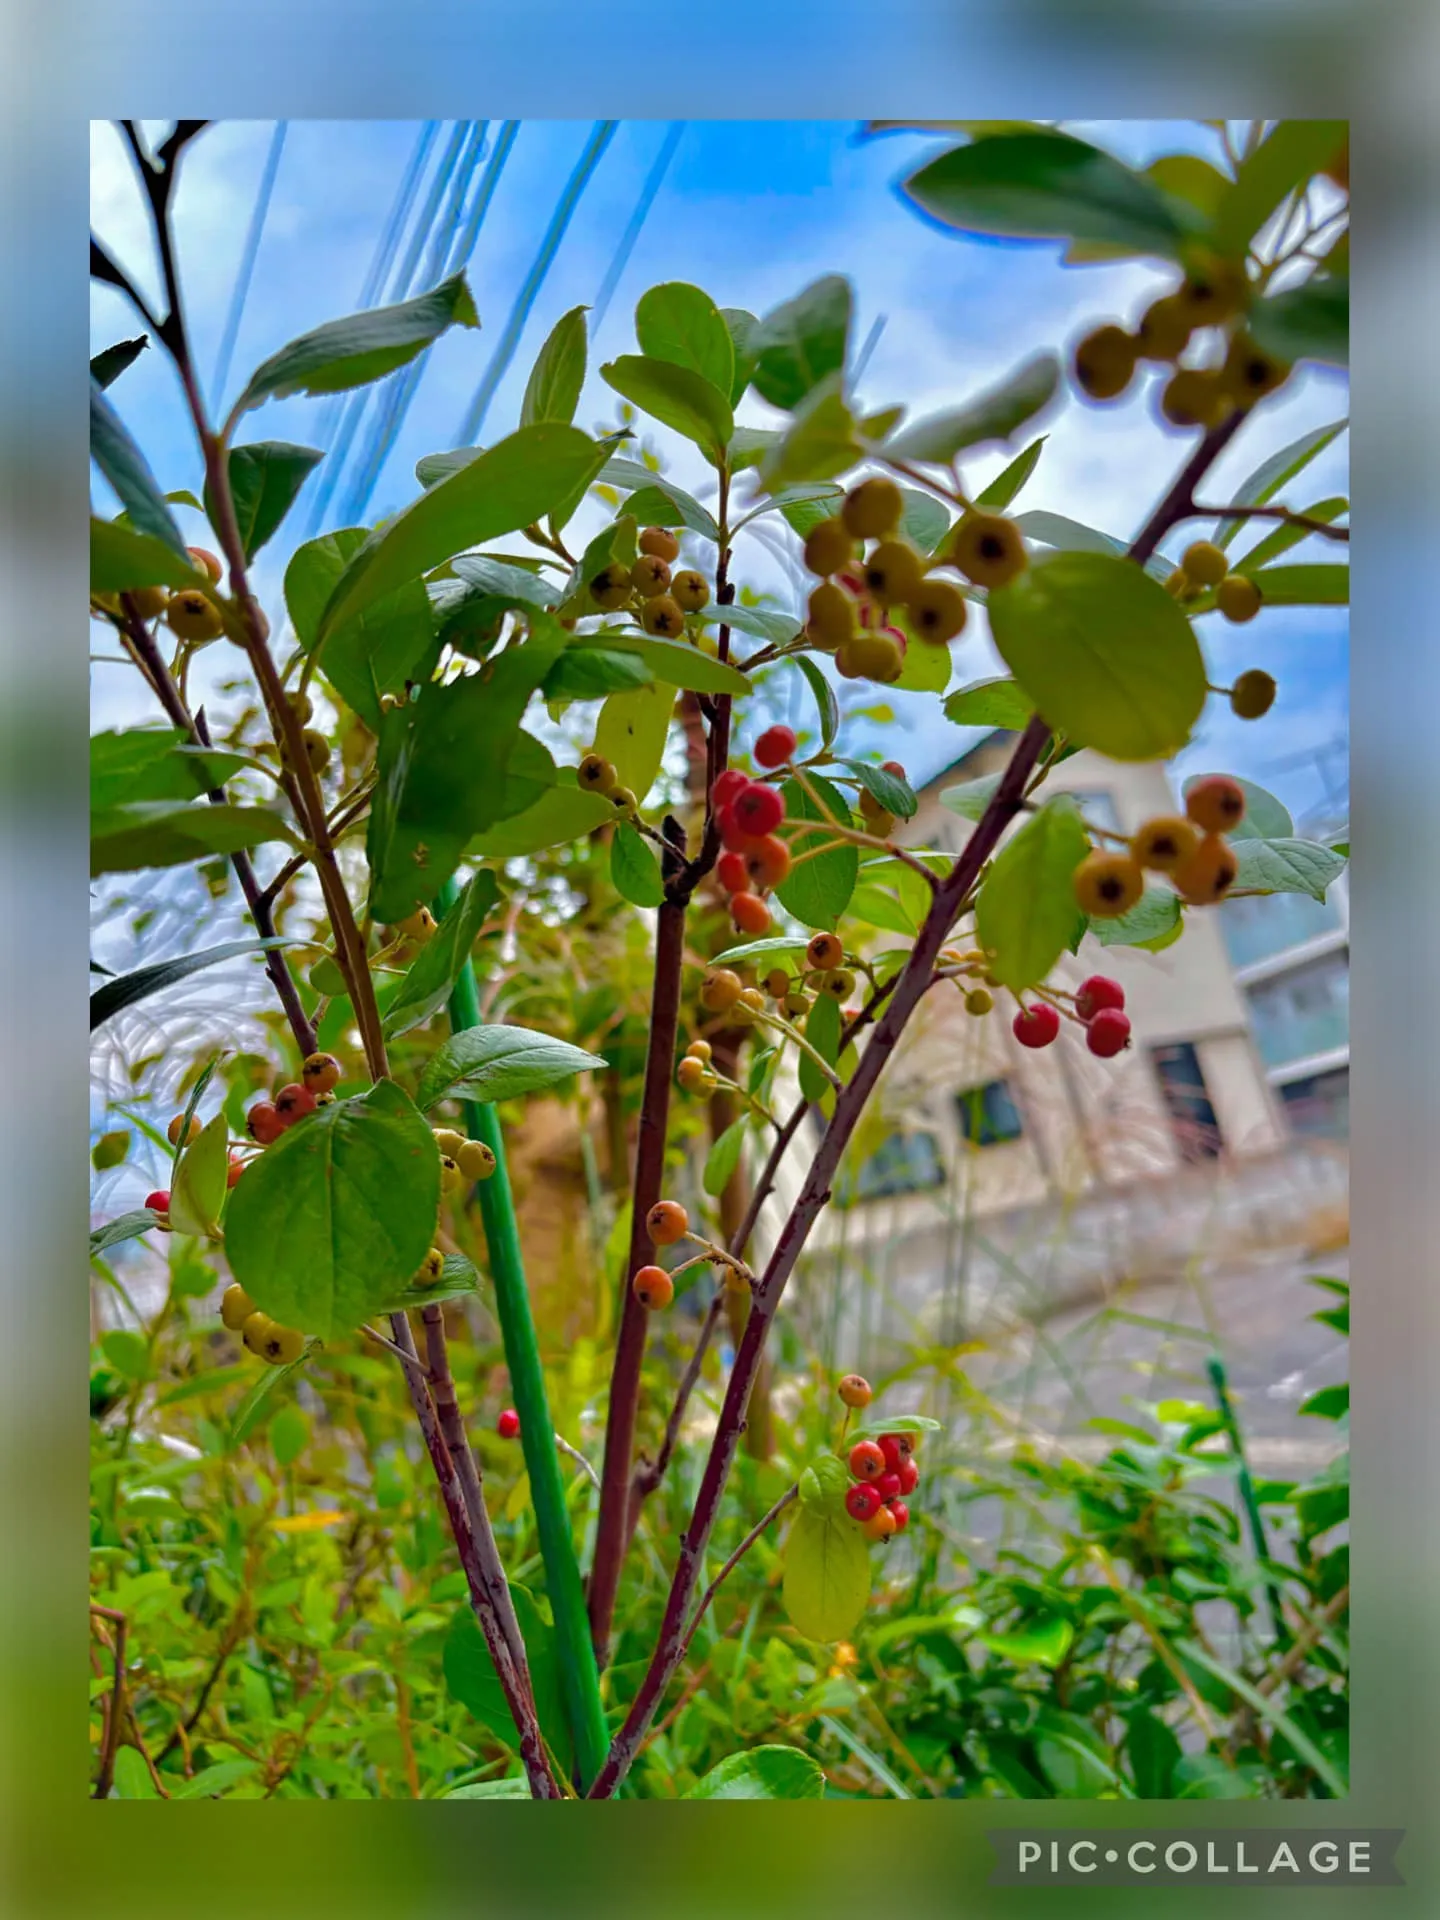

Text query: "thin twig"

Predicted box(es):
[91, 1604, 128, 1798]
[674, 1485, 798, 1669]
[1188, 503, 1348, 541]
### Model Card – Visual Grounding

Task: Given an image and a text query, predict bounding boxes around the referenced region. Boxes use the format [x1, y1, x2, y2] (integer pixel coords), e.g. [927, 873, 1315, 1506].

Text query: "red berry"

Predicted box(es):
[899, 1458, 920, 1495]
[876, 1470, 903, 1502]
[733, 783, 784, 836]
[743, 834, 791, 892]
[878, 1433, 905, 1471]
[881, 760, 906, 780]
[274, 1082, 316, 1124]
[717, 851, 748, 893]
[718, 806, 752, 854]
[887, 1499, 911, 1532]
[246, 1102, 285, 1146]
[144, 1189, 171, 1215]
[754, 725, 797, 770]
[497, 1409, 520, 1439]
[848, 1439, 887, 1483]
[1087, 1008, 1132, 1058]
[226, 1156, 246, 1189]
[845, 1483, 882, 1523]
[730, 891, 770, 936]
[1075, 974, 1126, 1022]
[1012, 1002, 1061, 1049]
[713, 768, 749, 808]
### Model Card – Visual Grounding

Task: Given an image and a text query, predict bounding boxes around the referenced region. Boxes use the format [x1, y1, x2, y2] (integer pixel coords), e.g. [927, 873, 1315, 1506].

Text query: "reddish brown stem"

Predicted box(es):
[672, 1485, 797, 1671]
[91, 1604, 128, 1798]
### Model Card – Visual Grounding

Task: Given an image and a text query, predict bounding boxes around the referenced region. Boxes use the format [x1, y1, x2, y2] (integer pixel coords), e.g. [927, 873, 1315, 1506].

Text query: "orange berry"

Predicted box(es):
[838, 1373, 873, 1409]
[638, 526, 679, 563]
[743, 834, 791, 892]
[699, 967, 744, 1013]
[1131, 815, 1199, 873]
[1173, 833, 1240, 905]
[633, 1265, 675, 1310]
[730, 891, 770, 936]
[646, 1200, 689, 1247]
[1185, 775, 1247, 834]
[1073, 851, 1145, 919]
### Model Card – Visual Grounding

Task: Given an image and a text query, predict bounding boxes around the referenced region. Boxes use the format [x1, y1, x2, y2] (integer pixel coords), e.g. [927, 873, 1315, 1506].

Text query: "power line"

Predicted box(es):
[591, 121, 684, 332]
[456, 121, 619, 446]
[210, 121, 288, 413]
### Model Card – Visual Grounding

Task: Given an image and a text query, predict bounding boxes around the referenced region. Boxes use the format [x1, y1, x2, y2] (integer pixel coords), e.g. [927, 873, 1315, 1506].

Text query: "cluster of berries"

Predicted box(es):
[1165, 540, 1275, 660]
[1012, 973, 1132, 1059]
[1074, 774, 1246, 920]
[844, 1430, 920, 1542]
[1072, 261, 1291, 430]
[577, 749, 640, 816]
[218, 1282, 305, 1367]
[406, 1125, 499, 1289]
[587, 525, 710, 641]
[245, 1050, 344, 1146]
[711, 767, 793, 938]
[801, 478, 1026, 685]
[631, 1199, 691, 1311]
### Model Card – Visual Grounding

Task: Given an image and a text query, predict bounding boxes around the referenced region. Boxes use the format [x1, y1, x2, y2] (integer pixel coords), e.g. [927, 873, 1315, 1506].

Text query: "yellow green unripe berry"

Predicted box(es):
[439, 1155, 462, 1195]
[165, 589, 224, 642]
[841, 477, 904, 540]
[220, 1284, 256, 1332]
[432, 1126, 465, 1157]
[806, 581, 858, 651]
[947, 513, 1028, 589]
[670, 570, 709, 612]
[965, 988, 994, 1016]
[1161, 369, 1233, 431]
[578, 751, 618, 795]
[414, 1248, 445, 1287]
[1135, 293, 1194, 363]
[1073, 323, 1138, 400]
[589, 564, 632, 611]
[640, 595, 684, 638]
[456, 1139, 497, 1182]
[906, 579, 968, 644]
[1216, 574, 1263, 623]
[862, 539, 923, 605]
[1230, 669, 1276, 719]
[1181, 541, 1228, 588]
[638, 526, 679, 563]
[631, 555, 672, 599]
[803, 517, 857, 578]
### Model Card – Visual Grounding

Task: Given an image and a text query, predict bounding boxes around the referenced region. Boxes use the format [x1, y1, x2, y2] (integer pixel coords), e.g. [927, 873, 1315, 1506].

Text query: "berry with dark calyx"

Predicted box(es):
[144, 1189, 172, 1223]
[647, 1199, 689, 1246]
[1131, 814, 1199, 873]
[893, 1431, 916, 1461]
[841, 477, 904, 540]
[302, 1051, 342, 1094]
[743, 835, 791, 892]
[610, 785, 638, 813]
[838, 1373, 873, 1409]
[188, 547, 223, 583]
[1174, 834, 1239, 905]
[714, 768, 749, 809]
[730, 891, 770, 936]
[1176, 256, 1248, 326]
[863, 539, 923, 605]
[947, 512, 1028, 590]
[784, 989, 811, 1018]
[807, 931, 843, 971]
[846, 1483, 882, 1523]
[835, 633, 904, 685]
[1161, 368, 1232, 431]
[733, 783, 784, 837]
[1013, 1002, 1061, 1049]
[302, 729, 331, 775]
[633, 1264, 675, 1310]
[806, 581, 858, 650]
[898, 1458, 920, 1495]
[1231, 668, 1276, 719]
[639, 525, 680, 563]
[241, 1312, 276, 1357]
[1075, 975, 1126, 1023]
[631, 554, 672, 599]
[1216, 574, 1263, 623]
[397, 907, 438, 946]
[415, 1248, 445, 1286]
[1074, 851, 1145, 918]
[822, 968, 856, 1000]
[432, 1126, 465, 1157]
[589, 564, 632, 611]
[641, 595, 685, 638]
[677, 1055, 708, 1092]
[1086, 1008, 1133, 1058]
[168, 1113, 202, 1147]
[848, 1439, 887, 1483]
[803, 516, 857, 577]
[220, 1283, 256, 1331]
[439, 1155, 462, 1195]
[497, 1408, 521, 1440]
[886, 1499, 911, 1533]
[965, 988, 993, 1016]
[765, 968, 792, 1000]
[274, 1082, 316, 1125]
[754, 725, 797, 770]
[165, 589, 224, 641]
[1073, 323, 1137, 400]
[247, 1102, 284, 1146]
[863, 1504, 898, 1542]
[261, 1321, 305, 1366]
[1185, 774, 1247, 834]
[456, 1139, 497, 1182]
[1221, 333, 1290, 407]
[671, 569, 709, 612]
[906, 578, 968, 644]
[1135, 292, 1193, 363]
[578, 752, 618, 795]
[1182, 540, 1228, 588]
[700, 967, 744, 1013]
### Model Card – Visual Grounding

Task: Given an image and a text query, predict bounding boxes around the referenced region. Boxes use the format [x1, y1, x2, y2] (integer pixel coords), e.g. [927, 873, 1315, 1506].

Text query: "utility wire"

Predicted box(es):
[591, 121, 684, 332]
[210, 121, 288, 413]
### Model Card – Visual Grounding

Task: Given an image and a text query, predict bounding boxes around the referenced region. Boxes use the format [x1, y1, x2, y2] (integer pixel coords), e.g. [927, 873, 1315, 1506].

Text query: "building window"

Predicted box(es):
[1247, 954, 1349, 1070]
[834, 1129, 946, 1205]
[955, 1079, 1024, 1147]
[1279, 1067, 1349, 1141]
[1151, 1041, 1222, 1161]
[1221, 887, 1342, 971]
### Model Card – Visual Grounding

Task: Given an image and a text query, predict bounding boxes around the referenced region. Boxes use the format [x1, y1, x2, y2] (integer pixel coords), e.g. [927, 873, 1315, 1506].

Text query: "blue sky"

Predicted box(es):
[90, 119, 1348, 824]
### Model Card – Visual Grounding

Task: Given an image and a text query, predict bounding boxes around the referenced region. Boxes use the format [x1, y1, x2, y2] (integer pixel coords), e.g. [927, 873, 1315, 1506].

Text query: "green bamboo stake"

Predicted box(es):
[435, 877, 609, 1790]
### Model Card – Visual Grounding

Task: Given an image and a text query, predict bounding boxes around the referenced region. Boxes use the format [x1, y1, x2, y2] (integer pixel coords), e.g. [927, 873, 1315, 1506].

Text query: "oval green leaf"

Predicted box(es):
[417, 1025, 607, 1110]
[974, 797, 1091, 992]
[782, 1507, 870, 1644]
[687, 1746, 826, 1801]
[611, 821, 665, 909]
[883, 354, 1059, 465]
[748, 275, 852, 412]
[634, 282, 734, 397]
[519, 305, 588, 430]
[775, 772, 859, 930]
[600, 355, 733, 461]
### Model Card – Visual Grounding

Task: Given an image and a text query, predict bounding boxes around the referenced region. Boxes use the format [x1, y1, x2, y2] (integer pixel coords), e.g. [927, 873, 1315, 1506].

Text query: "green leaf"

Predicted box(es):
[1012, 509, 1124, 558]
[1232, 497, 1347, 571]
[793, 654, 839, 750]
[710, 934, 812, 966]
[229, 1343, 315, 1446]
[799, 991, 842, 1105]
[383, 869, 501, 1040]
[896, 487, 951, 555]
[591, 633, 749, 696]
[848, 1413, 942, 1439]
[600, 355, 733, 461]
[101, 1328, 150, 1382]
[894, 629, 953, 694]
[729, 426, 783, 473]
[417, 1025, 606, 1110]
[379, 1251, 481, 1313]
[610, 821, 665, 908]
[944, 677, 1035, 732]
[91, 801, 292, 878]
[1088, 887, 1184, 951]
[938, 771, 1003, 823]
[883, 354, 1059, 465]
[848, 883, 919, 938]
[90, 516, 202, 594]
[775, 773, 859, 930]
[798, 1452, 850, 1515]
[1124, 1708, 1182, 1798]
[90, 728, 247, 812]
[1208, 120, 1348, 258]
[1224, 560, 1349, 608]
[698, 602, 801, 646]
[635, 282, 734, 397]
[1231, 837, 1347, 901]
[1172, 1754, 1264, 1800]
[1181, 772, 1291, 840]
[977, 1617, 1074, 1668]
[111, 1748, 160, 1799]
[209, 442, 323, 561]
[975, 797, 1091, 991]
[721, 308, 760, 404]
[90, 381, 188, 559]
[1175, 1641, 1347, 1798]
[1214, 419, 1347, 549]
[90, 1210, 166, 1259]
[366, 641, 565, 923]
[233, 272, 479, 417]
[442, 1778, 531, 1800]
[748, 275, 852, 412]
[987, 551, 1207, 760]
[901, 130, 1198, 259]
[225, 1081, 439, 1339]
[749, 482, 844, 536]
[1299, 1383, 1349, 1422]
[316, 425, 599, 645]
[976, 435, 1047, 510]
[170, 1760, 262, 1800]
[519, 305, 587, 429]
[168, 1112, 230, 1238]
[268, 1402, 309, 1467]
[1248, 277, 1348, 369]
[687, 1746, 826, 1801]
[616, 482, 721, 544]
[286, 529, 438, 728]
[757, 374, 862, 492]
[90, 336, 148, 389]
[593, 682, 675, 802]
[444, 1587, 572, 1774]
[543, 648, 652, 701]
[782, 1507, 870, 1644]
[703, 1117, 747, 1198]
[468, 782, 615, 859]
[837, 758, 917, 820]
